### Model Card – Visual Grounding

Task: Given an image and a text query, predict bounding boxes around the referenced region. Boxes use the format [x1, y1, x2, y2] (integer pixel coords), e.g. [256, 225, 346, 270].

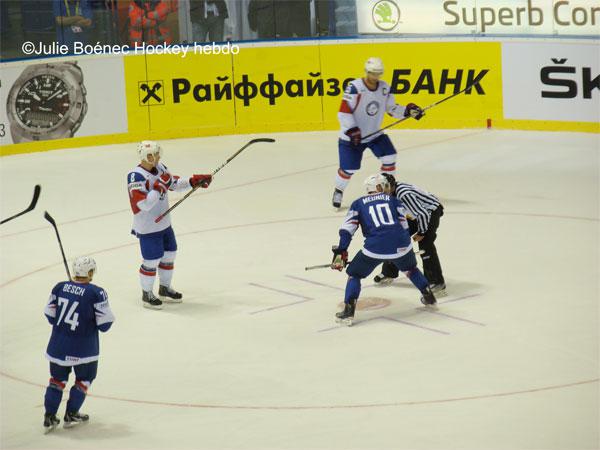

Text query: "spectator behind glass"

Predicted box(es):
[128, 0, 178, 46]
[190, 0, 228, 43]
[248, 0, 310, 39]
[53, 0, 93, 50]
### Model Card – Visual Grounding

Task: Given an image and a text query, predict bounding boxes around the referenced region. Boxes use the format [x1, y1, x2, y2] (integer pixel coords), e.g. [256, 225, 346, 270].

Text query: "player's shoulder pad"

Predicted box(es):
[91, 284, 108, 300]
[344, 81, 359, 95]
[379, 79, 391, 90]
[127, 171, 146, 184]
[350, 197, 364, 209]
[52, 282, 65, 294]
[127, 171, 147, 193]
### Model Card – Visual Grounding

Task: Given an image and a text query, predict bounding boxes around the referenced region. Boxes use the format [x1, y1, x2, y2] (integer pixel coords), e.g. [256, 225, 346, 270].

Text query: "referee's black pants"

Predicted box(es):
[381, 206, 445, 285]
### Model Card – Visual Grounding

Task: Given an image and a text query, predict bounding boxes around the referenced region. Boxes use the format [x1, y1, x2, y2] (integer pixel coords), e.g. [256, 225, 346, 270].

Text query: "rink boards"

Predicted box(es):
[0, 38, 598, 155]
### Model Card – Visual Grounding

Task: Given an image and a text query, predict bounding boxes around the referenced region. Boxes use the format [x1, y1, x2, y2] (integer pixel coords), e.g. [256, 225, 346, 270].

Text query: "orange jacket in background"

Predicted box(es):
[128, 0, 178, 46]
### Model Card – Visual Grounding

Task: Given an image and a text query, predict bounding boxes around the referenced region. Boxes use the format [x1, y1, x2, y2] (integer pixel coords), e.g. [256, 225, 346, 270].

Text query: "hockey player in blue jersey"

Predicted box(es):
[331, 174, 436, 325]
[42, 256, 115, 433]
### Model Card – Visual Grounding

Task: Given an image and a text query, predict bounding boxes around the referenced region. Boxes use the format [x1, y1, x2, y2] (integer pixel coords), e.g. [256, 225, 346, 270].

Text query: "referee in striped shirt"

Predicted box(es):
[376, 174, 446, 293]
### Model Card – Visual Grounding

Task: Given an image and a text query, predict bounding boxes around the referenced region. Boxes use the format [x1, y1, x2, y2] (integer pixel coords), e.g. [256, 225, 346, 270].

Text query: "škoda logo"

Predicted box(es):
[372, 0, 401, 31]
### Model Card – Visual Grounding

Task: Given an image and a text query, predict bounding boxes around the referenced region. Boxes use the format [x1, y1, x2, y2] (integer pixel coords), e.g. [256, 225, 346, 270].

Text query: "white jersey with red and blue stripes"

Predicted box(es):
[127, 163, 190, 235]
[338, 78, 406, 143]
[339, 193, 413, 259]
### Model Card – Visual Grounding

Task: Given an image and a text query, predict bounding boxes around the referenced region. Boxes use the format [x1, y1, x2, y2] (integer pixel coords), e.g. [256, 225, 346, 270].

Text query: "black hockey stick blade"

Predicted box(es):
[44, 211, 72, 280]
[30, 184, 41, 209]
[214, 138, 276, 174]
[43, 211, 56, 225]
[156, 138, 276, 223]
[249, 138, 275, 143]
[0, 184, 41, 225]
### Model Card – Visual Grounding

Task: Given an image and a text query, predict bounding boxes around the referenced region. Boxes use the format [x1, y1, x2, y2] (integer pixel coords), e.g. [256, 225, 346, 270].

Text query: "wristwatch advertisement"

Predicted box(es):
[1, 57, 127, 146]
[6, 62, 87, 143]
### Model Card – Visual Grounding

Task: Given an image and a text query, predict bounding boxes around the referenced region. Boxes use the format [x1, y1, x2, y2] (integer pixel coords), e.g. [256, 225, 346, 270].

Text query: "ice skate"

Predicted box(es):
[420, 287, 437, 306]
[63, 411, 89, 428]
[373, 272, 395, 285]
[429, 283, 447, 297]
[335, 299, 357, 326]
[43, 413, 60, 434]
[142, 291, 163, 310]
[159, 285, 183, 303]
[332, 188, 343, 209]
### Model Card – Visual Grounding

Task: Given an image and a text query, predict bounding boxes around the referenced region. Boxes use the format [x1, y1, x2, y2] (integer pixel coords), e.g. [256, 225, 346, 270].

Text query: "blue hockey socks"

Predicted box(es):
[66, 381, 89, 413]
[344, 277, 361, 303]
[44, 378, 65, 415]
[404, 267, 429, 292]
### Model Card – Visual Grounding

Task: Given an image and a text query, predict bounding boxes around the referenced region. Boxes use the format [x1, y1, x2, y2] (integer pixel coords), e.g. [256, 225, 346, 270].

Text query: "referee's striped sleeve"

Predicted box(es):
[395, 183, 440, 234]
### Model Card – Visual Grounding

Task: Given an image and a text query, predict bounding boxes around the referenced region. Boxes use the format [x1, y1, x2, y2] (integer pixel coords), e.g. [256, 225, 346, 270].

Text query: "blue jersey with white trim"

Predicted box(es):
[44, 281, 115, 366]
[340, 193, 412, 259]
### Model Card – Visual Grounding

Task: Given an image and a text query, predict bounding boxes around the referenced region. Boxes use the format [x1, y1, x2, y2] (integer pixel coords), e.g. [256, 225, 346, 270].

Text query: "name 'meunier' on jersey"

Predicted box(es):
[44, 281, 115, 366]
[338, 78, 407, 143]
[340, 193, 413, 259]
[127, 162, 191, 235]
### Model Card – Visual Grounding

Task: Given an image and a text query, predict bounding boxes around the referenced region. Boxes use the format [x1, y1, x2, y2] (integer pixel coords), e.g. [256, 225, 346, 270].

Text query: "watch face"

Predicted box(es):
[14, 75, 71, 131]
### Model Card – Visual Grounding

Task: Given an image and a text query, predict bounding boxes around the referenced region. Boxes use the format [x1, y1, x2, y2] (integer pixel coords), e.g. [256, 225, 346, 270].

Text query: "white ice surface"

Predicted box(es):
[0, 129, 598, 450]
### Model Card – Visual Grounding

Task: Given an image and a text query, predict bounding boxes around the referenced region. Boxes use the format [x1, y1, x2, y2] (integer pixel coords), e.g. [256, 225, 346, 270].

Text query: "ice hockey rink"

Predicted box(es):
[0, 129, 598, 450]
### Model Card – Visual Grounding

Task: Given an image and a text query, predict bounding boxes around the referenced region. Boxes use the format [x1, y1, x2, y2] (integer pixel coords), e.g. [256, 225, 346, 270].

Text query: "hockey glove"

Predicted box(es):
[404, 103, 424, 120]
[331, 246, 348, 271]
[345, 127, 362, 146]
[190, 174, 213, 189]
[159, 172, 173, 188]
[152, 179, 168, 195]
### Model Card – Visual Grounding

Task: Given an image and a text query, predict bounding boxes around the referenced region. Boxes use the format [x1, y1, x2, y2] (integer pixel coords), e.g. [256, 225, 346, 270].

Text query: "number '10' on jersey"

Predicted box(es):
[341, 193, 413, 259]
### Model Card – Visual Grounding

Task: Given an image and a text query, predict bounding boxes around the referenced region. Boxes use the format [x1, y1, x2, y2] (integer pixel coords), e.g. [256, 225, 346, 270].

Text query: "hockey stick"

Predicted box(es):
[155, 138, 276, 223]
[305, 264, 332, 271]
[361, 80, 481, 141]
[305, 248, 424, 271]
[0, 185, 41, 225]
[44, 212, 72, 281]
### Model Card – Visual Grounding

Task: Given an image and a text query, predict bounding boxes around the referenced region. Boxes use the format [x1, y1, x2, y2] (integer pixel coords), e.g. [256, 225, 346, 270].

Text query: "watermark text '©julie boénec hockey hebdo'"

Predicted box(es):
[21, 41, 240, 58]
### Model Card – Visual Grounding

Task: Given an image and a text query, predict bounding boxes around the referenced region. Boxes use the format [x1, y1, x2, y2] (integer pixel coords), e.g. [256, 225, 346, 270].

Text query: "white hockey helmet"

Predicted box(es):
[364, 174, 389, 194]
[365, 57, 384, 75]
[73, 256, 97, 278]
[137, 140, 162, 162]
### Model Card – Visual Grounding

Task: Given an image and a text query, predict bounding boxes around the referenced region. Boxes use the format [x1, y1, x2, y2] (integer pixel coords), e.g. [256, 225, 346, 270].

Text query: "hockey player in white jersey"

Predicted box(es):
[332, 57, 424, 208]
[127, 141, 212, 310]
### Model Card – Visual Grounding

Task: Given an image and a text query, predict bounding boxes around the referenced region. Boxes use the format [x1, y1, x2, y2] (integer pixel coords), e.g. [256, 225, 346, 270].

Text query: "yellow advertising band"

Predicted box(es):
[1, 41, 597, 157]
